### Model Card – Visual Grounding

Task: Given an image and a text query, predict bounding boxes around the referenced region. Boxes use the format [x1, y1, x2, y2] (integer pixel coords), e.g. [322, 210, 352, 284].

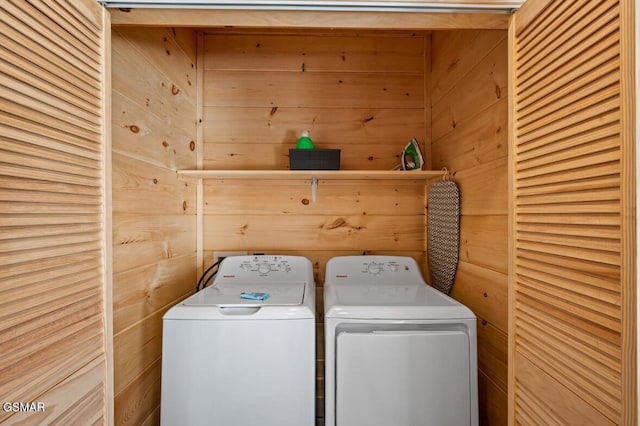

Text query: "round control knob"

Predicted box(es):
[388, 263, 399, 272]
[258, 263, 271, 274]
[240, 263, 252, 272]
[367, 262, 382, 275]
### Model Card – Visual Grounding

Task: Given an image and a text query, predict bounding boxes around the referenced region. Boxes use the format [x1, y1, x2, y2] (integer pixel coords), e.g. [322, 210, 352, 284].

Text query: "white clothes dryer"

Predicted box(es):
[161, 255, 315, 426]
[324, 256, 478, 426]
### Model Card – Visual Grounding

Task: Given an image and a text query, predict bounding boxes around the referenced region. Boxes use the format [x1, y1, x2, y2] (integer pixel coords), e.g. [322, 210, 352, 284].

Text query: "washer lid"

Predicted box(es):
[183, 281, 306, 307]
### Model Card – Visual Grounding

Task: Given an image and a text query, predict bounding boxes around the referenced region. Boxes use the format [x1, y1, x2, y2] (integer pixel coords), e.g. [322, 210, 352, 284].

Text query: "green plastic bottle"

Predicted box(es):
[296, 130, 314, 149]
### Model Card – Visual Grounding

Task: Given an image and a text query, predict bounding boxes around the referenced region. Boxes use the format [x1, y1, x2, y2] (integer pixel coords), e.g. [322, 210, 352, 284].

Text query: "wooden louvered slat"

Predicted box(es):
[512, 7, 625, 424]
[517, 229, 619, 255]
[518, 58, 619, 126]
[518, 163, 620, 193]
[516, 391, 559, 426]
[10, 0, 102, 62]
[517, 96, 620, 147]
[3, 1, 101, 75]
[0, 28, 100, 96]
[0, 225, 102, 246]
[517, 186, 620, 207]
[516, 248, 620, 281]
[0, 293, 102, 357]
[1, 45, 100, 109]
[0, 251, 102, 281]
[516, 212, 620, 226]
[1, 119, 102, 160]
[517, 257, 620, 299]
[28, 0, 102, 52]
[517, 67, 619, 133]
[517, 133, 619, 169]
[517, 222, 620, 243]
[0, 226, 100, 251]
[516, 290, 621, 347]
[517, 175, 620, 198]
[0, 164, 101, 187]
[514, 0, 566, 54]
[0, 176, 100, 195]
[0, 201, 102, 215]
[516, 352, 617, 426]
[517, 302, 622, 364]
[516, 109, 620, 155]
[511, 1, 633, 421]
[516, 333, 621, 421]
[516, 277, 621, 332]
[2, 140, 102, 171]
[0, 214, 103, 229]
[0, 190, 101, 207]
[0, 322, 104, 406]
[0, 267, 103, 310]
[516, 0, 618, 85]
[0, 74, 102, 129]
[0, 112, 101, 155]
[57, 0, 103, 31]
[0, 0, 107, 423]
[516, 239, 620, 265]
[516, 318, 622, 398]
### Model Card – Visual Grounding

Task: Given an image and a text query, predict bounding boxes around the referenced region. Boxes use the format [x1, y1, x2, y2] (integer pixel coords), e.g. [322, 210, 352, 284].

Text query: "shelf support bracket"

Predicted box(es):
[311, 175, 318, 203]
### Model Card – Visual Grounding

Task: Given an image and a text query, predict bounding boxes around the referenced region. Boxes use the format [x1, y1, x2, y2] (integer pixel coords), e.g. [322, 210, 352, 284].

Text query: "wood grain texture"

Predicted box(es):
[109, 8, 511, 29]
[0, 0, 108, 423]
[113, 357, 162, 426]
[478, 369, 508, 426]
[204, 70, 424, 109]
[113, 253, 197, 334]
[430, 30, 506, 105]
[511, 0, 635, 422]
[112, 91, 197, 170]
[112, 153, 197, 215]
[113, 214, 197, 273]
[430, 29, 509, 423]
[201, 32, 429, 423]
[204, 34, 424, 73]
[514, 353, 616, 425]
[431, 36, 508, 142]
[111, 27, 198, 422]
[204, 214, 425, 251]
[618, 0, 637, 423]
[459, 215, 508, 274]
[203, 180, 426, 215]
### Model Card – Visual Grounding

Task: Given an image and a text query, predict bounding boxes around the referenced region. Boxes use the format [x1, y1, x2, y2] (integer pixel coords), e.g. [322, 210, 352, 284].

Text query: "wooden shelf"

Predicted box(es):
[177, 169, 444, 180]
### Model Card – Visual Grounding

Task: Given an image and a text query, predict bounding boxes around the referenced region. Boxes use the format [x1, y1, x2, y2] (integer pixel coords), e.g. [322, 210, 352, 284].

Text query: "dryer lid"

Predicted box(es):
[324, 283, 475, 320]
[183, 282, 306, 307]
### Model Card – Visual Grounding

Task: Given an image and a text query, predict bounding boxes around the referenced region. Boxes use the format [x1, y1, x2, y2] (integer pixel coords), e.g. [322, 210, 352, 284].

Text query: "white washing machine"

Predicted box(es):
[161, 255, 315, 426]
[324, 256, 478, 426]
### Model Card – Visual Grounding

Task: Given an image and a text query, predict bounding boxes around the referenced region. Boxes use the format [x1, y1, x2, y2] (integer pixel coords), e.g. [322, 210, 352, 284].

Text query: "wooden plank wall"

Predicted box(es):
[430, 30, 509, 425]
[201, 30, 429, 421]
[111, 27, 198, 425]
[0, 0, 108, 424]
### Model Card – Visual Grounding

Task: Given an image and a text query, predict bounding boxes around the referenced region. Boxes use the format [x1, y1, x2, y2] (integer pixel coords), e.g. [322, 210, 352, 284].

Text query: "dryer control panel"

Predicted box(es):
[326, 256, 425, 285]
[361, 260, 405, 276]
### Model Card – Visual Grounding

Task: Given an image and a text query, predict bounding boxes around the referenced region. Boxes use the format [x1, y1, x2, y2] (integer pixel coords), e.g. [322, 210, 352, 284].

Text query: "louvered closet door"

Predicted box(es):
[510, 0, 635, 424]
[0, 0, 110, 423]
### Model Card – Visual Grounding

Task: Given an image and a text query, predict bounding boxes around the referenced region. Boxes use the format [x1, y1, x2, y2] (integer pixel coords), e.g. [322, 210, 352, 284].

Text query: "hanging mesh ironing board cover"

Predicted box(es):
[427, 179, 460, 295]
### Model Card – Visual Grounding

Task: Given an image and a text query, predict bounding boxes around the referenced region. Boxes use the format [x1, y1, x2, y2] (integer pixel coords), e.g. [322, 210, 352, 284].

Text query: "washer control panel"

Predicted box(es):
[237, 256, 292, 275]
[216, 255, 312, 282]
